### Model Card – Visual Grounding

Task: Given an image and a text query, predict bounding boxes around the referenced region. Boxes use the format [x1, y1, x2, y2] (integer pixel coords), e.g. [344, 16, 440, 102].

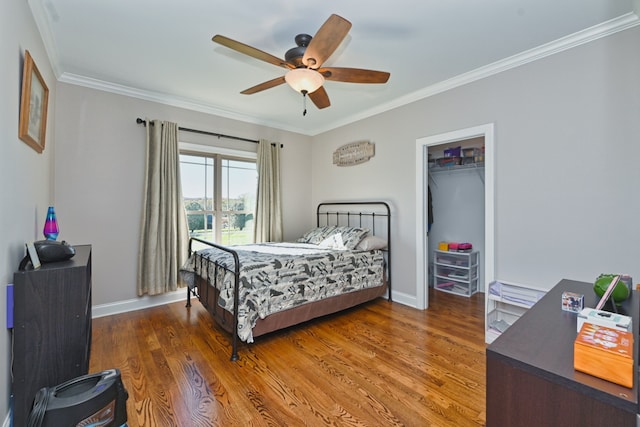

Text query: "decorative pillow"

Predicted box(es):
[329, 226, 370, 250]
[296, 226, 336, 244]
[318, 233, 346, 250]
[356, 235, 388, 251]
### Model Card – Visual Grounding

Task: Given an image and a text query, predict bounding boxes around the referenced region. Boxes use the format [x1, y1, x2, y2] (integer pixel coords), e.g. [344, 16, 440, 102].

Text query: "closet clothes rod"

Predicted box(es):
[135, 118, 259, 144]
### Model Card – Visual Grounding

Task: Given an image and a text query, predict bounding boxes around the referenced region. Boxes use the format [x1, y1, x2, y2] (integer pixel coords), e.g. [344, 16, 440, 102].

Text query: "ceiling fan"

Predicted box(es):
[212, 14, 390, 114]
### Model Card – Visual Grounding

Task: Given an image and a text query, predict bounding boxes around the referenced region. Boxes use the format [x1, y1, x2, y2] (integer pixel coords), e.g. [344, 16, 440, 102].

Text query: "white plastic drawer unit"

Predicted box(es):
[434, 250, 477, 268]
[433, 249, 479, 297]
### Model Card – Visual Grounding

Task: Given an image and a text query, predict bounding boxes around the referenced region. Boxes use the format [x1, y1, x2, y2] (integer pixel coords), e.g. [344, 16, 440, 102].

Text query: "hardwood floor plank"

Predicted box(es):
[90, 289, 487, 426]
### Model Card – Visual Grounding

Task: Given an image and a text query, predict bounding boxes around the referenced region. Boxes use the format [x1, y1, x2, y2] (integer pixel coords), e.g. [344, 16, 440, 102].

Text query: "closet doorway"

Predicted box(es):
[415, 124, 495, 310]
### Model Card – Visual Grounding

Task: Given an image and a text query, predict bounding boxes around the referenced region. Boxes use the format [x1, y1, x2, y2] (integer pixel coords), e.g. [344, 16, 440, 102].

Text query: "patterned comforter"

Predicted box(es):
[180, 242, 385, 343]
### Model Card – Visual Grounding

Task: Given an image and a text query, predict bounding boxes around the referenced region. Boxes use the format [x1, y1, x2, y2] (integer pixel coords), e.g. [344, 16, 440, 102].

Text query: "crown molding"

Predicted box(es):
[29, 2, 639, 136]
[28, 0, 62, 77]
[58, 72, 313, 133]
[317, 12, 640, 135]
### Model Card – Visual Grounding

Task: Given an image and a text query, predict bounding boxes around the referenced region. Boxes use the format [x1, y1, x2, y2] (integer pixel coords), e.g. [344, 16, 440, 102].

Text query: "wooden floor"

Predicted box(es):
[90, 289, 487, 426]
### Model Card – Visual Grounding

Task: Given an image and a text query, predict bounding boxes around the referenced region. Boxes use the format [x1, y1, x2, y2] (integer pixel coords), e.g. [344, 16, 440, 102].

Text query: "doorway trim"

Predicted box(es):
[415, 123, 495, 310]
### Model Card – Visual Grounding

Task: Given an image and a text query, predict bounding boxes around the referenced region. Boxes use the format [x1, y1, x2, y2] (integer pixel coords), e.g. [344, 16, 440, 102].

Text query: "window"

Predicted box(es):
[180, 150, 257, 246]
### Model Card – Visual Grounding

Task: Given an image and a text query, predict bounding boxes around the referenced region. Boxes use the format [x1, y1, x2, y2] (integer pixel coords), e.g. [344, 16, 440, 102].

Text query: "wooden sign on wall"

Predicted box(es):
[333, 141, 375, 166]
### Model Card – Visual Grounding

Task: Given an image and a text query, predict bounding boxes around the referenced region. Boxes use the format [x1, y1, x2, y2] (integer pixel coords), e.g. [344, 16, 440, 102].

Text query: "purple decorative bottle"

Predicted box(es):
[43, 206, 59, 240]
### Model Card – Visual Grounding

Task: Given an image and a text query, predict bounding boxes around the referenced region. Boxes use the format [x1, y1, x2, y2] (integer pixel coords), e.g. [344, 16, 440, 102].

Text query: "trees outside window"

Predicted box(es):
[180, 153, 257, 246]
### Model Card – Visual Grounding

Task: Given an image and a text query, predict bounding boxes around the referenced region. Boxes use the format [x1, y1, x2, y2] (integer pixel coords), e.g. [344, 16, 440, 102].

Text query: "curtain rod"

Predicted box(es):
[136, 118, 259, 144]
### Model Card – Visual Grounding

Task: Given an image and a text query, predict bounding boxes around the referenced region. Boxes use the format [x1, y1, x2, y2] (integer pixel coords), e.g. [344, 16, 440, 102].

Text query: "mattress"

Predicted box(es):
[181, 242, 385, 342]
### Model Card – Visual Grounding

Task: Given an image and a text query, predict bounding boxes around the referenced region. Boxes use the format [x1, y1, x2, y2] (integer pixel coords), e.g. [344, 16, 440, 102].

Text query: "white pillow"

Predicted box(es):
[356, 235, 388, 251]
[318, 233, 346, 249]
[330, 226, 370, 250]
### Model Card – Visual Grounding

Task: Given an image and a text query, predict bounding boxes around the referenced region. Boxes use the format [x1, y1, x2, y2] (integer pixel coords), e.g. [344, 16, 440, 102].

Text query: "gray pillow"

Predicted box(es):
[297, 226, 336, 244]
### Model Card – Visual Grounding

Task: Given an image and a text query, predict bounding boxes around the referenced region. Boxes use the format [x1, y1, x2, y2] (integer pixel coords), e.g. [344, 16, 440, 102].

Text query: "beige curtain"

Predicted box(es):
[253, 139, 283, 243]
[137, 119, 190, 296]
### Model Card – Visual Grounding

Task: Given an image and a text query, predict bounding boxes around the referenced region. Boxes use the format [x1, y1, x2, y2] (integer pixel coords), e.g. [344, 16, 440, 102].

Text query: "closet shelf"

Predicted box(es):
[428, 162, 484, 185]
[429, 162, 484, 173]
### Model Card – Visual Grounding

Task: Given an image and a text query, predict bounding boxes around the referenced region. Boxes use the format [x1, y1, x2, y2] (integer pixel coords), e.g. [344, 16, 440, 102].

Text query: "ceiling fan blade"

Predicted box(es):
[212, 35, 292, 69]
[308, 86, 331, 109]
[303, 14, 352, 69]
[319, 67, 390, 84]
[241, 76, 287, 94]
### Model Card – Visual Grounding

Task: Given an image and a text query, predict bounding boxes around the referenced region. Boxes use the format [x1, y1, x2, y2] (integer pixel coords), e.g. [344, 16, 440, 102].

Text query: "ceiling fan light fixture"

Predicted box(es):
[285, 68, 324, 94]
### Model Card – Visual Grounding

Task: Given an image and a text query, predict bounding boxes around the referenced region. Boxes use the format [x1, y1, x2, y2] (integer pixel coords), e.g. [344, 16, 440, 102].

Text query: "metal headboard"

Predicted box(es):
[316, 201, 391, 301]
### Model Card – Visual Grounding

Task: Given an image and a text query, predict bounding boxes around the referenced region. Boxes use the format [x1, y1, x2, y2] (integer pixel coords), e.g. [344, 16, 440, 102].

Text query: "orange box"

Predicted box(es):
[574, 323, 634, 388]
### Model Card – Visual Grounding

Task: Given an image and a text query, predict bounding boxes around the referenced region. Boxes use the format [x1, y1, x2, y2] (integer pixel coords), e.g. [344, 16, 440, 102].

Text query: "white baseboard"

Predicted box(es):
[91, 288, 418, 320]
[390, 289, 418, 309]
[92, 289, 187, 318]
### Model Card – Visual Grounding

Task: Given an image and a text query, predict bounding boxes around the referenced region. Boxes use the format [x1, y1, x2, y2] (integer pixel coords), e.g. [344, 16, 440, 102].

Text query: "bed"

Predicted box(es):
[180, 201, 391, 360]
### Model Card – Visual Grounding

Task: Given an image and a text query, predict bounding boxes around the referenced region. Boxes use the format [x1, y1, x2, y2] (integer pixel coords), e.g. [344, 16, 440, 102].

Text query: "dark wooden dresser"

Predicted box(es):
[11, 244, 92, 427]
[486, 278, 639, 427]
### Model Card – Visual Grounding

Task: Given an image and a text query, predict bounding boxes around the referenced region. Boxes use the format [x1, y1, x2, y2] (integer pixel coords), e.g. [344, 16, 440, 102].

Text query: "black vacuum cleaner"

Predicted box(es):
[27, 369, 128, 427]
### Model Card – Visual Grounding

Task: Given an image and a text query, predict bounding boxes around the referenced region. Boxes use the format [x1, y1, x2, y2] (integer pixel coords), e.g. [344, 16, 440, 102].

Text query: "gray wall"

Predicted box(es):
[54, 83, 314, 306]
[59, 26, 640, 308]
[311, 26, 640, 303]
[1, 1, 57, 422]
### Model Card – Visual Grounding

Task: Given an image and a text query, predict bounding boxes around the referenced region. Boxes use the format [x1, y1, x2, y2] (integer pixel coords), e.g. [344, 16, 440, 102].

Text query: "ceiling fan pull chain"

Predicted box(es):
[302, 90, 308, 116]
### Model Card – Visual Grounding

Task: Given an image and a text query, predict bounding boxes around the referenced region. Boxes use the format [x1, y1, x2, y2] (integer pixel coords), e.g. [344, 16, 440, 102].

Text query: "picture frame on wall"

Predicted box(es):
[18, 50, 49, 153]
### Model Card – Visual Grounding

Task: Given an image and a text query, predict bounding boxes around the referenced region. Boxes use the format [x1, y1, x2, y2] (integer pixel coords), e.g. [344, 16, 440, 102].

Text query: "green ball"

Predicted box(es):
[594, 275, 630, 304]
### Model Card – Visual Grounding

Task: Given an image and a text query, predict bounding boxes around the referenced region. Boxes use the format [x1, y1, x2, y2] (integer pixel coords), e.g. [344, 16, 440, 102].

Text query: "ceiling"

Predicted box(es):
[29, 1, 638, 136]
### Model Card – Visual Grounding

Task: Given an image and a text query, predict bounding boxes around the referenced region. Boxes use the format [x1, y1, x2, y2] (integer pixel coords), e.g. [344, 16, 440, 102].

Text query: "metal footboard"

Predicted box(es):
[186, 237, 242, 361]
